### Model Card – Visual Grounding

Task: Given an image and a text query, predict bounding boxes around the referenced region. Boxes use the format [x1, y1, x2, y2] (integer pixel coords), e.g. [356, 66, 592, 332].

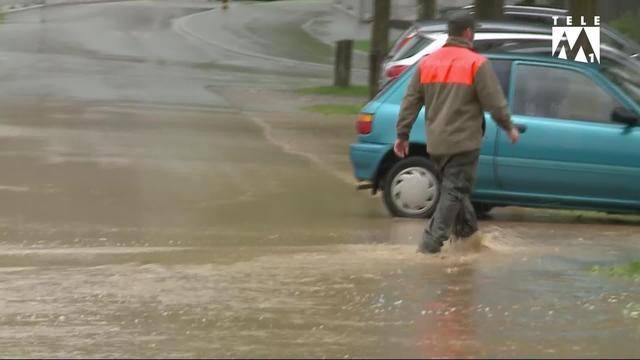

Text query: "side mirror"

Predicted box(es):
[611, 107, 639, 126]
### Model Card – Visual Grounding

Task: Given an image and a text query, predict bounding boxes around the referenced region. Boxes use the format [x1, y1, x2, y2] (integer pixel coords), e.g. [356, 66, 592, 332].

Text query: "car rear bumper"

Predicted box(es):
[349, 142, 391, 182]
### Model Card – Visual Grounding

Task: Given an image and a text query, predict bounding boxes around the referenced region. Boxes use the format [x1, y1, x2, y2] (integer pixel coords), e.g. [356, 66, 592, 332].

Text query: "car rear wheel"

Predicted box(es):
[382, 156, 439, 218]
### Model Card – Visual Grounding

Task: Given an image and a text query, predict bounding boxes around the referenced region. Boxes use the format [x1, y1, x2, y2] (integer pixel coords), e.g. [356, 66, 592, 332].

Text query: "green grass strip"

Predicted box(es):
[298, 85, 368, 97]
[353, 39, 370, 52]
[302, 104, 362, 115]
[592, 260, 640, 279]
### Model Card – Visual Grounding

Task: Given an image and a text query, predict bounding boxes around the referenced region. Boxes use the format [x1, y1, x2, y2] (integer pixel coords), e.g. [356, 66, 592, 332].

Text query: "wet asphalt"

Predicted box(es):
[0, 1, 640, 358]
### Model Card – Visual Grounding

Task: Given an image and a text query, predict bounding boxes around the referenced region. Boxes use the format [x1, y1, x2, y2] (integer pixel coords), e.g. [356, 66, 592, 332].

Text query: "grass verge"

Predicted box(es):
[591, 260, 640, 279]
[298, 85, 368, 97]
[302, 104, 362, 115]
[354, 39, 370, 52]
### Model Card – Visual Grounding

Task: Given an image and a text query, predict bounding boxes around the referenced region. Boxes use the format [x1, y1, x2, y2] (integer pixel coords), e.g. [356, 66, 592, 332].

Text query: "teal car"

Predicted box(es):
[349, 53, 640, 218]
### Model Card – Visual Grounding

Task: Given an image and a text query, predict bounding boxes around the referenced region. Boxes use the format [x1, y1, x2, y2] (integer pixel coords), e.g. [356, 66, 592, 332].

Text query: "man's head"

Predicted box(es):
[448, 13, 476, 42]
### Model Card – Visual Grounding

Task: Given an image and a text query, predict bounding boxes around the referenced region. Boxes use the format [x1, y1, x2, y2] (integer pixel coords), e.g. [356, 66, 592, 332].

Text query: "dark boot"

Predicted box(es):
[418, 232, 442, 254]
[452, 219, 478, 239]
[452, 197, 478, 239]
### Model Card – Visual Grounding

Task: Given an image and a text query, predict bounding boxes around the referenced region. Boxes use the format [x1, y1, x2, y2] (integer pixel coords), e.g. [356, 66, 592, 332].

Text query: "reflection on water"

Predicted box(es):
[417, 264, 478, 359]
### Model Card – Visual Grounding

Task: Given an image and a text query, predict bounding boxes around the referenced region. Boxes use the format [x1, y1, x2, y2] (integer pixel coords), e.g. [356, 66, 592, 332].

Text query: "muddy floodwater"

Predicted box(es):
[0, 1, 639, 358]
[1, 99, 640, 358]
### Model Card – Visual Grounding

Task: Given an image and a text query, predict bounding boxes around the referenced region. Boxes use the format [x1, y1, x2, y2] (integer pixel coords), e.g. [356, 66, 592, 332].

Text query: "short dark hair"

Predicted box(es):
[448, 13, 475, 36]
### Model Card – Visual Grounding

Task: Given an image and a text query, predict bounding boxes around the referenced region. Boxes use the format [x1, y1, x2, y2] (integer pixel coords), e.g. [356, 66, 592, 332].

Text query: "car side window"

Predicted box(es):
[512, 64, 621, 123]
[489, 60, 511, 96]
[391, 35, 435, 61]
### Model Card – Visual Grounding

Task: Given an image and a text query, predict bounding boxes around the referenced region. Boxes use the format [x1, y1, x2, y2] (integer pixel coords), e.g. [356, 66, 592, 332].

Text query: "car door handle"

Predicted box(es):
[514, 123, 528, 133]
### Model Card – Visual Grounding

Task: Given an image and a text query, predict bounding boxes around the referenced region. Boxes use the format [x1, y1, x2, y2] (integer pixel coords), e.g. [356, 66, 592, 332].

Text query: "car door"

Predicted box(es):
[475, 59, 512, 195]
[494, 61, 640, 209]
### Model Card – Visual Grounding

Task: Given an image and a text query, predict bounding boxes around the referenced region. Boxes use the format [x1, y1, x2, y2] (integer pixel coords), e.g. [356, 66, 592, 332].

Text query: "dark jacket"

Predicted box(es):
[396, 37, 513, 155]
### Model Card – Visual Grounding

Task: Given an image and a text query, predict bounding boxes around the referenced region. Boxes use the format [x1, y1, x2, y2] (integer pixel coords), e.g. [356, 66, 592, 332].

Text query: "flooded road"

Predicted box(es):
[0, 1, 640, 358]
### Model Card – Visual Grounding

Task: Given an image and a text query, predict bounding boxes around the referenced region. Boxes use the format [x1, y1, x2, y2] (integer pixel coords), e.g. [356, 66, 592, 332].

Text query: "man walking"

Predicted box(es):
[394, 14, 519, 254]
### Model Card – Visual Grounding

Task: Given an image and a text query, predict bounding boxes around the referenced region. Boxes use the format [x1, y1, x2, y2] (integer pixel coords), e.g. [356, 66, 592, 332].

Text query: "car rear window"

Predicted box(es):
[391, 35, 435, 61]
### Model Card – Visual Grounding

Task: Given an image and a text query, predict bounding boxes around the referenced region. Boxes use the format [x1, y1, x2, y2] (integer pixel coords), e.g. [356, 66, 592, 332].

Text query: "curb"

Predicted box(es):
[3, 4, 45, 14]
[173, 9, 355, 72]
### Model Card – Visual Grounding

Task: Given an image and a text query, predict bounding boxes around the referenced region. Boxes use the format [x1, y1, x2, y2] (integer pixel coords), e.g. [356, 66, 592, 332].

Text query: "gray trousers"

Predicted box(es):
[425, 150, 480, 246]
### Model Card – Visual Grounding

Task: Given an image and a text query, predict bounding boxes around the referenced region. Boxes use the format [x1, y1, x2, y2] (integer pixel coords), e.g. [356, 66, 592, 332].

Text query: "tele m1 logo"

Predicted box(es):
[552, 16, 600, 64]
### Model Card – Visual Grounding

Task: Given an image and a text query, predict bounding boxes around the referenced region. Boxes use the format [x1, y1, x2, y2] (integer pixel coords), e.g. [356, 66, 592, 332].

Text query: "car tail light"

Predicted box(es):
[356, 113, 373, 135]
[386, 65, 408, 79]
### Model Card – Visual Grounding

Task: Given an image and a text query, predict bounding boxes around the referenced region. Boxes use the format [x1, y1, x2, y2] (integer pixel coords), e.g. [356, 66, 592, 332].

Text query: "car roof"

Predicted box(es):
[436, 5, 567, 25]
[410, 5, 639, 56]
[414, 20, 551, 35]
[420, 32, 551, 40]
[483, 52, 597, 70]
[460, 4, 567, 15]
[500, 5, 567, 16]
[485, 45, 640, 67]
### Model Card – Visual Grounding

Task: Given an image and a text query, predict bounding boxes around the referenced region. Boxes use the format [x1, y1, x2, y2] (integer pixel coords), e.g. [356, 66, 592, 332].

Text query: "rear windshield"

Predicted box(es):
[391, 35, 435, 61]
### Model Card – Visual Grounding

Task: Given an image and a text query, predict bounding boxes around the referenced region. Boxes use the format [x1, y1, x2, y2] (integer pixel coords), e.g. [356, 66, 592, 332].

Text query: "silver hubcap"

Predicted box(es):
[391, 166, 438, 215]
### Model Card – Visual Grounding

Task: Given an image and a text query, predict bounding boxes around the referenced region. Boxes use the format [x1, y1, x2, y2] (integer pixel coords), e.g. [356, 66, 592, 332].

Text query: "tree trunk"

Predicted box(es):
[334, 40, 353, 88]
[368, 0, 390, 99]
[474, 0, 503, 20]
[418, 0, 437, 21]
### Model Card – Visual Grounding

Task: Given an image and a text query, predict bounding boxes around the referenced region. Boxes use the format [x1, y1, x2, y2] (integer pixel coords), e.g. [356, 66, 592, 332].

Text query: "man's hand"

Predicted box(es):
[394, 139, 409, 158]
[508, 128, 520, 144]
